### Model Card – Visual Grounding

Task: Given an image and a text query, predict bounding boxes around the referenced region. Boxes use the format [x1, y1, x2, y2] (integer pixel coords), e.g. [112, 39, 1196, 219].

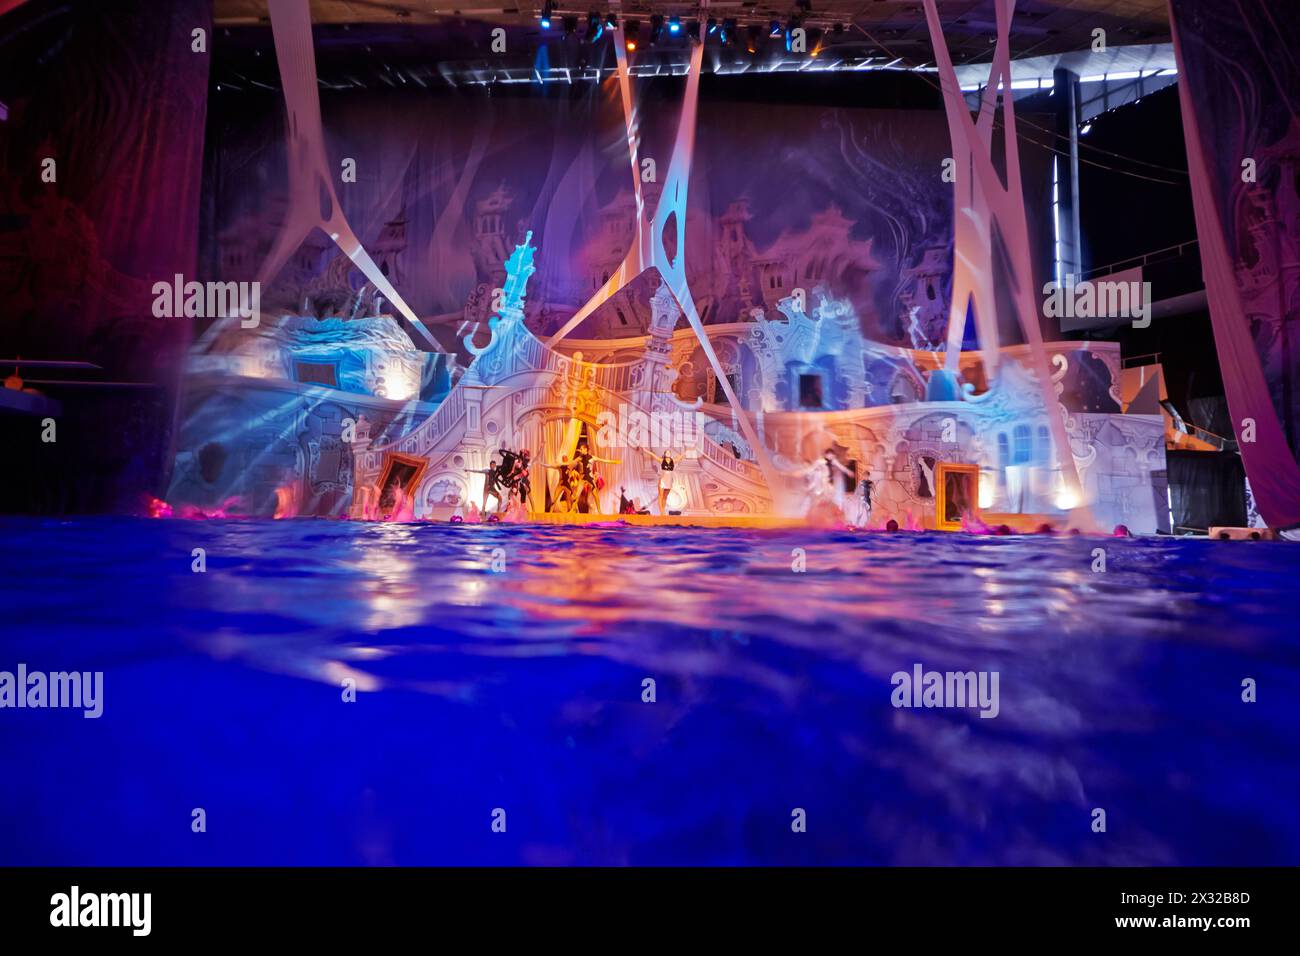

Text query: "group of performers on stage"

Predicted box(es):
[546, 440, 621, 514]
[472, 447, 533, 515]
[790, 448, 874, 526]
[467, 441, 875, 523]
[469, 442, 687, 518]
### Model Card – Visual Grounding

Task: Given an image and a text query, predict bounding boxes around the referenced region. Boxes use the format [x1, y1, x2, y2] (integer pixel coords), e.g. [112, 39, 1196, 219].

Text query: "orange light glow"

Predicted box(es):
[626, 40, 637, 51]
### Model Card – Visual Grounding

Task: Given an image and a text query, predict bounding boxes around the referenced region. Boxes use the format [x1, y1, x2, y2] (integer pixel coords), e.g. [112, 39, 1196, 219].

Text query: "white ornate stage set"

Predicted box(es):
[175, 0, 1174, 532]
[343, 231, 1164, 530]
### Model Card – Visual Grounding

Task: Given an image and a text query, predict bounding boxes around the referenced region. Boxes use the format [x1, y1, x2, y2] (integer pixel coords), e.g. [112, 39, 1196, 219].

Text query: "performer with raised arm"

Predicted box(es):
[543, 454, 576, 513]
[779, 449, 854, 522]
[822, 448, 856, 515]
[467, 457, 504, 514]
[572, 439, 621, 514]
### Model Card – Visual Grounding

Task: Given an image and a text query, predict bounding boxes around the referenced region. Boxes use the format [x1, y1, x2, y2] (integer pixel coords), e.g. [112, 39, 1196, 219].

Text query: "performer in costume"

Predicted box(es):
[784, 451, 852, 521]
[857, 475, 874, 526]
[657, 450, 678, 515]
[822, 448, 855, 515]
[619, 487, 651, 515]
[514, 450, 532, 512]
[492, 447, 529, 512]
[571, 440, 621, 514]
[467, 458, 504, 514]
[545, 455, 576, 512]
[497, 448, 521, 485]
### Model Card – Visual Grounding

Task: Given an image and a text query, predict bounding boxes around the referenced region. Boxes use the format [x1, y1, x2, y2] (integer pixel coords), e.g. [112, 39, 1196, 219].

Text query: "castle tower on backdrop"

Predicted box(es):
[372, 210, 409, 289]
[718, 199, 758, 309]
[898, 246, 951, 346]
[473, 185, 514, 289]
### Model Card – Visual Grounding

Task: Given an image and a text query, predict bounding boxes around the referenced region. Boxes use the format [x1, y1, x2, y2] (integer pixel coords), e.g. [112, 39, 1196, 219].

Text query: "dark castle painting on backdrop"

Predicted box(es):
[201, 82, 959, 353]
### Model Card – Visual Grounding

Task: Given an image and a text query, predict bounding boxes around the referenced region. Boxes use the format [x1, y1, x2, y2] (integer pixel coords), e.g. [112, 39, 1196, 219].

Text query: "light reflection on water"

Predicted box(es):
[0, 517, 1297, 866]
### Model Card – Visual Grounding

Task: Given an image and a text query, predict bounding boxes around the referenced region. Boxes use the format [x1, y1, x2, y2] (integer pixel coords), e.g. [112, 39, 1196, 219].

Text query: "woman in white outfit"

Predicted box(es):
[657, 451, 678, 515]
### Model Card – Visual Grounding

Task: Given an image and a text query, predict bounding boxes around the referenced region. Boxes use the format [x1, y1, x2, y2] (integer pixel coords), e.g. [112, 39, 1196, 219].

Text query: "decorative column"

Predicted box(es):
[348, 414, 373, 517]
[634, 280, 680, 411]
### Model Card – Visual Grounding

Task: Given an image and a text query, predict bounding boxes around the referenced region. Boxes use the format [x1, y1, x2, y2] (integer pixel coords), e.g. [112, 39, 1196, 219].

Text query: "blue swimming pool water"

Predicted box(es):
[0, 517, 1296, 866]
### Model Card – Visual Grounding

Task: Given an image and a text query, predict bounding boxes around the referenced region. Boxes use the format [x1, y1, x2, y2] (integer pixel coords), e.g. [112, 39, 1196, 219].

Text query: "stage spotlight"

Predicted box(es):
[605, 13, 617, 28]
[1079, 122, 1093, 135]
[721, 18, 737, 45]
[707, 17, 717, 34]
[587, 11, 603, 40]
[769, 20, 782, 38]
[668, 15, 681, 35]
[540, 2, 552, 29]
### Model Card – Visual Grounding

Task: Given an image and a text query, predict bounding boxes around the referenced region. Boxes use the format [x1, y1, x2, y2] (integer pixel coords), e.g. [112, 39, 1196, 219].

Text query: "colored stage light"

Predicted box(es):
[587, 11, 603, 40]
[626, 39, 637, 51]
[769, 20, 782, 38]
[540, 2, 552, 29]
[707, 18, 717, 34]
[668, 16, 681, 35]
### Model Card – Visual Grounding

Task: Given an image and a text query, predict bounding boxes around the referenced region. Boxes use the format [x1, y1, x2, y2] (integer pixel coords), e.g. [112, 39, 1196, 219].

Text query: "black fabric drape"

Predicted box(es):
[1166, 450, 1247, 531]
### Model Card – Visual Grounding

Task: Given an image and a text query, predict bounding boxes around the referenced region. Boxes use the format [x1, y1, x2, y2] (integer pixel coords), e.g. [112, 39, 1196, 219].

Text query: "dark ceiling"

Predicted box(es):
[214, 1, 1171, 65]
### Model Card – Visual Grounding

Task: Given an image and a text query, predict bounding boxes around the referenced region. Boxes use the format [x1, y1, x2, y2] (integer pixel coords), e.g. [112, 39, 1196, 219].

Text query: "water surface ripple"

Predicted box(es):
[1, 517, 1296, 865]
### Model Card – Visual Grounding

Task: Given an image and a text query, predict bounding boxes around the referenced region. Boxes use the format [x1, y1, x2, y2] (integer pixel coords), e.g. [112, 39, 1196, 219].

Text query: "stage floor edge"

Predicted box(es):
[527, 512, 808, 529]
[522, 511, 1064, 531]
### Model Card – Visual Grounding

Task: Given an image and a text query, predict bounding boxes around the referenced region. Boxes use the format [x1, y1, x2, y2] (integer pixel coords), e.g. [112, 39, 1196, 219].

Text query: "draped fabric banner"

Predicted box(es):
[0, 0, 211, 511]
[1168, 0, 1300, 528]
